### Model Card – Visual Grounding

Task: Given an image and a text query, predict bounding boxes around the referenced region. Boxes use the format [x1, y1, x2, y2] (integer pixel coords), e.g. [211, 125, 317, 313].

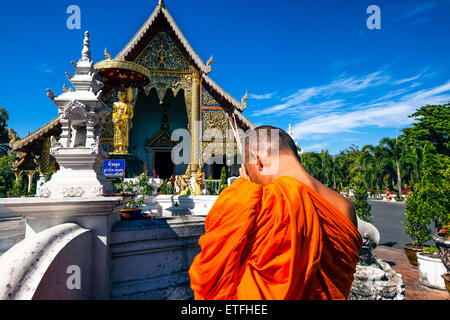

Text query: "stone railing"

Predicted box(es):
[145, 195, 219, 217]
[0, 223, 92, 300]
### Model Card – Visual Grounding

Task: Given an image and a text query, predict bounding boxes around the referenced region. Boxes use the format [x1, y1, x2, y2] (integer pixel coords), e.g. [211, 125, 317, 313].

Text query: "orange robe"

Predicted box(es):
[188, 176, 362, 300]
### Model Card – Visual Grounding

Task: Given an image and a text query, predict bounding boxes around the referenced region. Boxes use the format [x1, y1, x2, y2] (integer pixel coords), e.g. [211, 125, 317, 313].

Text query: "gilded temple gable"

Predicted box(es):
[115, 1, 212, 75]
[134, 31, 192, 72]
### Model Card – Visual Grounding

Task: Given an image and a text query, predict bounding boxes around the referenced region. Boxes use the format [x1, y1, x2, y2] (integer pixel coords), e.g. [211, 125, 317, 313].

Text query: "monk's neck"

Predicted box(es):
[269, 156, 317, 189]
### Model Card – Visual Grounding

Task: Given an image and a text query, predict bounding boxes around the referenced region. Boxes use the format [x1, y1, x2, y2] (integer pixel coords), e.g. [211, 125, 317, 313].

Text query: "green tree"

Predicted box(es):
[419, 143, 450, 231]
[403, 185, 431, 247]
[379, 137, 406, 196]
[402, 103, 449, 156]
[350, 151, 373, 222]
[0, 154, 16, 197]
[218, 166, 228, 194]
[206, 174, 216, 195]
[9, 174, 27, 198]
[0, 107, 10, 156]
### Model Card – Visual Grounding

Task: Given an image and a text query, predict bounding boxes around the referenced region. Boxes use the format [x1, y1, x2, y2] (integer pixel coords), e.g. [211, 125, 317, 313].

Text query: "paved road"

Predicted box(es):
[369, 200, 435, 250]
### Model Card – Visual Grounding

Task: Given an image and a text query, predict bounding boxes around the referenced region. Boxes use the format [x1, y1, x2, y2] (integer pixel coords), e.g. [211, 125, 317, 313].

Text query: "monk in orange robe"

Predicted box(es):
[189, 126, 362, 300]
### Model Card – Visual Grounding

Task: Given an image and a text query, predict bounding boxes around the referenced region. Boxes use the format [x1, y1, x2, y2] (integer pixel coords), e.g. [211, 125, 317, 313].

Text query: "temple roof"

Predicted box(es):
[115, 0, 255, 130]
[116, 0, 211, 74]
[12, 117, 61, 152]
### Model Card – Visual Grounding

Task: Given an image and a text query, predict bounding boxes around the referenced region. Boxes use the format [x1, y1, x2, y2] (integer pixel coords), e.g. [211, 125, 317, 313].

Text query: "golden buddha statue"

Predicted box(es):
[193, 168, 204, 196]
[112, 88, 134, 154]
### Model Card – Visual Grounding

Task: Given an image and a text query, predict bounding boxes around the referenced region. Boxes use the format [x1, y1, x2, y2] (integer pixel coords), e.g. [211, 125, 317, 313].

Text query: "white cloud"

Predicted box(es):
[392, 74, 422, 85]
[395, 1, 447, 20]
[291, 81, 450, 140]
[34, 63, 54, 74]
[252, 71, 391, 116]
[301, 143, 328, 152]
[248, 92, 276, 100]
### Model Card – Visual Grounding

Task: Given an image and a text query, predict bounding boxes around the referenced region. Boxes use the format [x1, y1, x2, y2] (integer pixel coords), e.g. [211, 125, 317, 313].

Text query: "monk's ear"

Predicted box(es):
[256, 153, 264, 172]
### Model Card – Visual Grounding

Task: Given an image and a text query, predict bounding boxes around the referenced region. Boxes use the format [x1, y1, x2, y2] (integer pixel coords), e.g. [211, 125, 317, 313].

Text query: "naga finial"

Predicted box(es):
[46, 89, 56, 101]
[204, 55, 213, 75]
[8, 128, 18, 149]
[81, 31, 91, 62]
[104, 48, 112, 60]
[158, 0, 165, 8]
[240, 91, 248, 111]
[207, 55, 213, 67]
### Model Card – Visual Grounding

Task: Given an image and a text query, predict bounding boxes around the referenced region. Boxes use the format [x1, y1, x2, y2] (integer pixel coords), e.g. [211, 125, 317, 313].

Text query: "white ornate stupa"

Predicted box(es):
[37, 31, 112, 199]
[288, 123, 303, 155]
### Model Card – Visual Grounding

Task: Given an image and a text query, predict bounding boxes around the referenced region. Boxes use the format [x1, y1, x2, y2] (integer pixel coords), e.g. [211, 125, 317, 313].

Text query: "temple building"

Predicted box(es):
[11, 0, 254, 181]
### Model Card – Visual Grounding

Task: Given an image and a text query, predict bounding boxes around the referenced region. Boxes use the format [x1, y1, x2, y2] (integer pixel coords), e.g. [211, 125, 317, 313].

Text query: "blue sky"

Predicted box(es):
[1, 0, 449, 154]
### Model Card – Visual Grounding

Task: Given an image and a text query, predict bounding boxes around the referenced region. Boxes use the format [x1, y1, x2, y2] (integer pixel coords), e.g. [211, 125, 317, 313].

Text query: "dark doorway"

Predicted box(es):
[154, 151, 174, 180]
[210, 163, 226, 179]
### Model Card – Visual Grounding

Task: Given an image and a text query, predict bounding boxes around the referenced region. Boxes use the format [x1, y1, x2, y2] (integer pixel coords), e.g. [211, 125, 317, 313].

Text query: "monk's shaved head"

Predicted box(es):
[244, 126, 301, 163]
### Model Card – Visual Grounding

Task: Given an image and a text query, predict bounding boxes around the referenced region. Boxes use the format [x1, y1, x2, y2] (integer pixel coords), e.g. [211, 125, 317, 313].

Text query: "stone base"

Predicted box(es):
[39, 147, 112, 199]
[349, 255, 405, 300]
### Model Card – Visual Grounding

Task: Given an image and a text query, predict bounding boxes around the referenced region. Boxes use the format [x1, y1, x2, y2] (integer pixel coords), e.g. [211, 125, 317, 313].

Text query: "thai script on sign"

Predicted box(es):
[103, 160, 126, 178]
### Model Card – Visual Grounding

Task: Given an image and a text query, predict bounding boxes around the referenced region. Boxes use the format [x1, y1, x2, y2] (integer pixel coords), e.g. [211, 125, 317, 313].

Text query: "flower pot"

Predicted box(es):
[417, 252, 447, 290]
[404, 243, 423, 266]
[442, 273, 450, 295]
[433, 235, 450, 272]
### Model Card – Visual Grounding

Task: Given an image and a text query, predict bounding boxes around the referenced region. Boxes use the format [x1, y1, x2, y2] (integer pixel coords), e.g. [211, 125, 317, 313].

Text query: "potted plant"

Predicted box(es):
[417, 246, 447, 290]
[403, 186, 431, 266]
[115, 174, 156, 220]
[218, 166, 228, 194]
[433, 223, 450, 294]
[206, 174, 217, 195]
[159, 179, 174, 195]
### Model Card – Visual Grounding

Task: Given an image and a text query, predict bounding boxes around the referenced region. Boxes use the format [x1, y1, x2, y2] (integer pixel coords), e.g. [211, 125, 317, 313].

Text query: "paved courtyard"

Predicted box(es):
[370, 200, 448, 300]
[369, 200, 435, 250]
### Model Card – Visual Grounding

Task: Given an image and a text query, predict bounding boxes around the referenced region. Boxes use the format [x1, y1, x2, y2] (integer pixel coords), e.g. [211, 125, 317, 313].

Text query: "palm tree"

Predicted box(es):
[380, 137, 405, 196]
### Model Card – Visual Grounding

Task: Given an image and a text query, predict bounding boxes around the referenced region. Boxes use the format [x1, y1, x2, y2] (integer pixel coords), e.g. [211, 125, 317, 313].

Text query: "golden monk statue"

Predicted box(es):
[193, 168, 204, 195]
[112, 88, 134, 154]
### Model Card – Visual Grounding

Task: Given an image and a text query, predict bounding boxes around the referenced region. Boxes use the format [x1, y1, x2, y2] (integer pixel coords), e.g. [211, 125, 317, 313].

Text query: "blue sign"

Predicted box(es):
[103, 160, 126, 178]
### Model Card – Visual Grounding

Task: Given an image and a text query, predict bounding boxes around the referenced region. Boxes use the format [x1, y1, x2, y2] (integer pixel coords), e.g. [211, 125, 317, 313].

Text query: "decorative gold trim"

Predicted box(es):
[94, 60, 152, 79]
[149, 69, 192, 74]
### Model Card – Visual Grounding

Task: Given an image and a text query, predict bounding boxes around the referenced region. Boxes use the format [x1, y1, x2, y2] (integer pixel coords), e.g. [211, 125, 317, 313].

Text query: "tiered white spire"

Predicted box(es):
[38, 31, 112, 199]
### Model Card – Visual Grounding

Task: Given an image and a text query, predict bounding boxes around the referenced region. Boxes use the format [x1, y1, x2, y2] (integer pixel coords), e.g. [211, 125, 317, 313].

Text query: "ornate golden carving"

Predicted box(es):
[202, 88, 220, 106]
[36, 137, 52, 175]
[146, 132, 177, 148]
[203, 111, 229, 138]
[134, 32, 192, 72]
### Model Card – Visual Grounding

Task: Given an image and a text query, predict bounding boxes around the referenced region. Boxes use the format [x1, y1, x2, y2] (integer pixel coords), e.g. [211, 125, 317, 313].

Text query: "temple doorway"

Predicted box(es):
[153, 150, 174, 179]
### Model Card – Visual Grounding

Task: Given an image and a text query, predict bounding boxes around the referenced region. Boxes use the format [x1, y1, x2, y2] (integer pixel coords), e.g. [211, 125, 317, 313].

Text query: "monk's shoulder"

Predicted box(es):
[207, 178, 263, 222]
[315, 184, 357, 227]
